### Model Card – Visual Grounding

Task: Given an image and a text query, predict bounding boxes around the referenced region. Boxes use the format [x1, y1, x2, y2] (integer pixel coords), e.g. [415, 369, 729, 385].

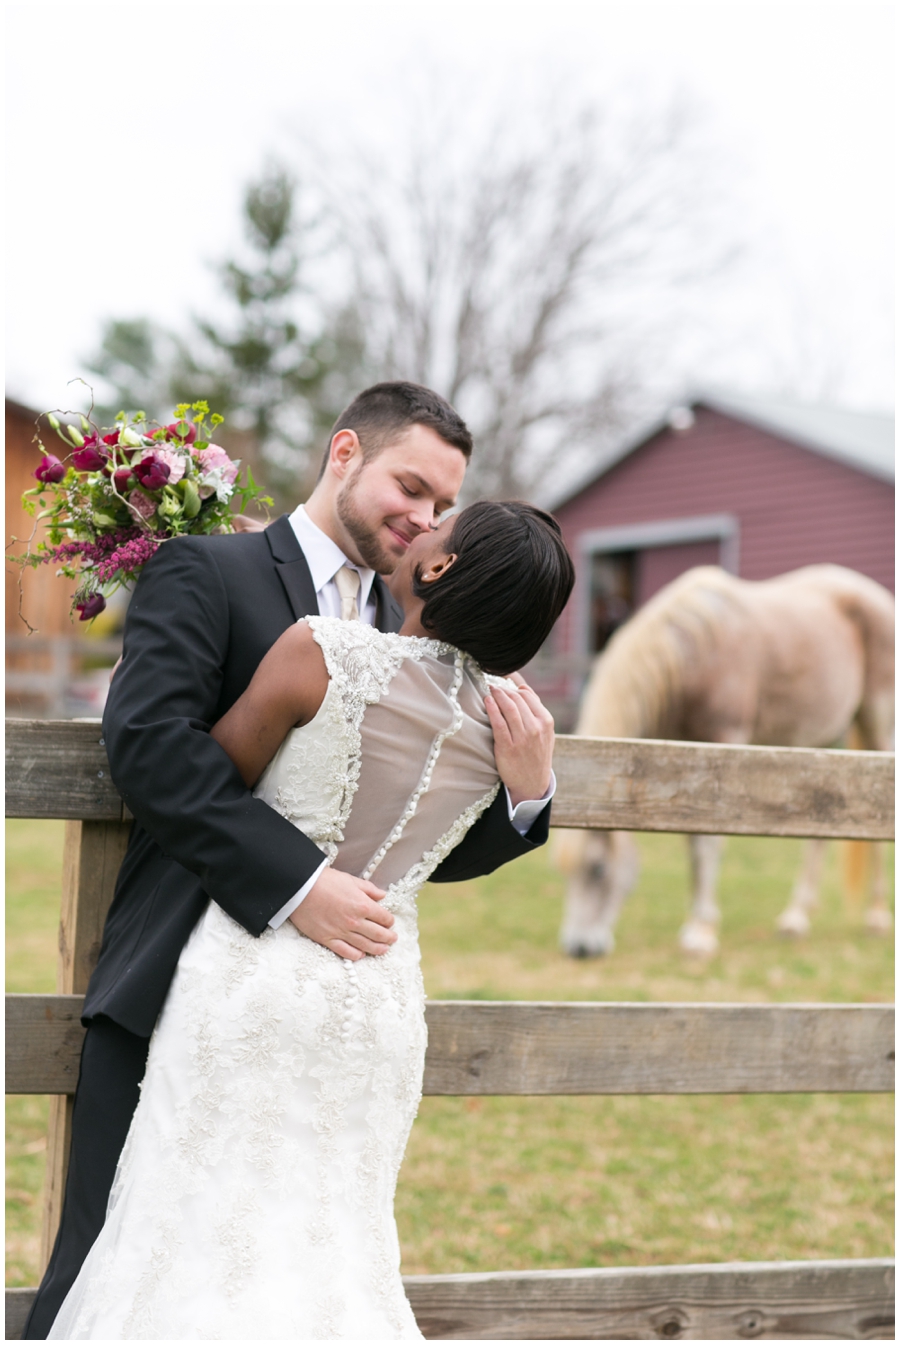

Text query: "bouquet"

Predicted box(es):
[18, 400, 272, 621]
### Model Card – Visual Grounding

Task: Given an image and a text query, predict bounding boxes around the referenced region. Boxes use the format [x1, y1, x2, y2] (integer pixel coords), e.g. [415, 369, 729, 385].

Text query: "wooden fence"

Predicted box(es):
[5, 720, 895, 1340]
[6, 636, 121, 720]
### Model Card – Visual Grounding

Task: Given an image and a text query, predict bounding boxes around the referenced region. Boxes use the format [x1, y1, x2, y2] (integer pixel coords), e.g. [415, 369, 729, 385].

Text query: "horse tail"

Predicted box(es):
[840, 722, 870, 911]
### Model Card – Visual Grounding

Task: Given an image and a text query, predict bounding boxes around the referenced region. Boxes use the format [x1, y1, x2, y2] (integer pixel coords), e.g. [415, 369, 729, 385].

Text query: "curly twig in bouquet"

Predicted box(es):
[16, 399, 272, 627]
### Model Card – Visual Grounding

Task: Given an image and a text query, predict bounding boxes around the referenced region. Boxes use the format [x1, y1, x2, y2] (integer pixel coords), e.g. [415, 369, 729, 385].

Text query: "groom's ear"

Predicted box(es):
[329, 429, 363, 478]
[419, 552, 458, 584]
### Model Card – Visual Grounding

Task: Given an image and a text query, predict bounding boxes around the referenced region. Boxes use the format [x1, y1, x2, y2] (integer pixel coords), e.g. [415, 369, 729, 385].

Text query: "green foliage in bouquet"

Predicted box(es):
[17, 400, 272, 622]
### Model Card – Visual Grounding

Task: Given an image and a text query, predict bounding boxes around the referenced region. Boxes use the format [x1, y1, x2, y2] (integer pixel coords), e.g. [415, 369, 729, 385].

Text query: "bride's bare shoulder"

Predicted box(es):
[265, 620, 329, 702]
[210, 621, 329, 785]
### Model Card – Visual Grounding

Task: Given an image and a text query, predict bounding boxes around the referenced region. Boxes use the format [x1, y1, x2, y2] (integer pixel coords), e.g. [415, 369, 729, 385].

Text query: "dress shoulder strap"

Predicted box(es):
[304, 617, 408, 730]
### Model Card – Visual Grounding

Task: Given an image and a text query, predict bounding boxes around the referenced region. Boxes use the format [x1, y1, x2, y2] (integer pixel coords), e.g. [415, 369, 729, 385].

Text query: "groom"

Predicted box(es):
[25, 381, 557, 1338]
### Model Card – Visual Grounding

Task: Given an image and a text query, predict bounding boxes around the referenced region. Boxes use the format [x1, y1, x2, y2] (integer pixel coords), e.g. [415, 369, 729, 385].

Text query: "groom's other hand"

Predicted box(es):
[289, 869, 397, 961]
[485, 675, 555, 807]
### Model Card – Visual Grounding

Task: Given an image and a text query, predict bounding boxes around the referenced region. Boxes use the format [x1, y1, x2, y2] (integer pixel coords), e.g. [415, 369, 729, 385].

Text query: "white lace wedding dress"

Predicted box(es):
[49, 618, 506, 1340]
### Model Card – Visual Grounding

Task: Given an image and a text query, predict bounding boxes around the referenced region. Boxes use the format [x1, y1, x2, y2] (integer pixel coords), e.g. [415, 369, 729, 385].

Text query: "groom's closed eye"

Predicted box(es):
[397, 471, 456, 516]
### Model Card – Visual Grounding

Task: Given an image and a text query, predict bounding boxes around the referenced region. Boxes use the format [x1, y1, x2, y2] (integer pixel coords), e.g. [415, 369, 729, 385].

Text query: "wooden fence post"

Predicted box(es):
[40, 819, 132, 1271]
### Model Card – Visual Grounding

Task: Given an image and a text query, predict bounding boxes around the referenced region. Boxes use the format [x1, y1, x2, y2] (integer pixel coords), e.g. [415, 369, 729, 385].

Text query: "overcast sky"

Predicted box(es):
[6, 1, 893, 414]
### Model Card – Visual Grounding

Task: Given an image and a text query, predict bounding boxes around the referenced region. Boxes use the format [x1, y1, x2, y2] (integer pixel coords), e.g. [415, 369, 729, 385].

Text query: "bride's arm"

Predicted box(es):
[210, 622, 329, 786]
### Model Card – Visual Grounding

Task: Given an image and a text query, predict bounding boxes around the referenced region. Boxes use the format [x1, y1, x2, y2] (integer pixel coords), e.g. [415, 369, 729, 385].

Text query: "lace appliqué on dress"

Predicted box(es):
[48, 621, 502, 1342]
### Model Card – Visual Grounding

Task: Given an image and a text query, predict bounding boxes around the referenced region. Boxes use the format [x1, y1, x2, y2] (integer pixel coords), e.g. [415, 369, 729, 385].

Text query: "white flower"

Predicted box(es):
[198, 467, 235, 503]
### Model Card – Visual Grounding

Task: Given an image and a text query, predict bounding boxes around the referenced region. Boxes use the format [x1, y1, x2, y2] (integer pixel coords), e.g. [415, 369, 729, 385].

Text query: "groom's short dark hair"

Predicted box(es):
[414, 500, 575, 675]
[322, 382, 473, 474]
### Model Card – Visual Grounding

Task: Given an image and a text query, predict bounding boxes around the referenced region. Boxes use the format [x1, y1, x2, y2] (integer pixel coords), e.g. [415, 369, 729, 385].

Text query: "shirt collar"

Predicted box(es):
[288, 504, 377, 611]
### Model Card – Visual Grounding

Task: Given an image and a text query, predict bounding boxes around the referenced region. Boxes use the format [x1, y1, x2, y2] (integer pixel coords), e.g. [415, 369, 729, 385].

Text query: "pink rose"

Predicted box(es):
[193, 444, 238, 483]
[153, 448, 186, 484]
[127, 489, 158, 520]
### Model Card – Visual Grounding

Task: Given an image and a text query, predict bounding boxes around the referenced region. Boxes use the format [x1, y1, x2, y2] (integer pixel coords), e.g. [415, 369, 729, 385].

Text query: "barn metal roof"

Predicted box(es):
[698, 388, 894, 483]
[548, 388, 894, 510]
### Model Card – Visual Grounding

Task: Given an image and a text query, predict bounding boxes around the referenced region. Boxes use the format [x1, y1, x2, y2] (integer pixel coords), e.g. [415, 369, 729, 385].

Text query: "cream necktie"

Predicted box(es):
[333, 564, 361, 621]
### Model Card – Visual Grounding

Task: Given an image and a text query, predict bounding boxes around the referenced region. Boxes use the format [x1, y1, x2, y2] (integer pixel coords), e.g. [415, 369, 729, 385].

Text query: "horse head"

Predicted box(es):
[555, 829, 640, 957]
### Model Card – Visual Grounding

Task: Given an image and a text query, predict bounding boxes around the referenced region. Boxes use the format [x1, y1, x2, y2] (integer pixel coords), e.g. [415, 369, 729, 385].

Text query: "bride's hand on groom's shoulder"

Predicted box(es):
[289, 868, 397, 961]
[485, 675, 555, 809]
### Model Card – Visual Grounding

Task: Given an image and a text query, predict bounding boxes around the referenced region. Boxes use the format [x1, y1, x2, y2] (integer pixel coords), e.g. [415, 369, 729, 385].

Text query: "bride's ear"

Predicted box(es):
[419, 552, 458, 585]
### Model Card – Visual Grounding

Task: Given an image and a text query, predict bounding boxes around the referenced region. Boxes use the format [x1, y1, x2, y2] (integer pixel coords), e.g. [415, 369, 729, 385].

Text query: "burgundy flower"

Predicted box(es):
[102, 431, 122, 445]
[167, 420, 197, 444]
[72, 444, 109, 472]
[132, 455, 171, 490]
[76, 592, 107, 621]
[112, 468, 134, 492]
[34, 455, 66, 483]
[93, 534, 160, 582]
[153, 448, 186, 483]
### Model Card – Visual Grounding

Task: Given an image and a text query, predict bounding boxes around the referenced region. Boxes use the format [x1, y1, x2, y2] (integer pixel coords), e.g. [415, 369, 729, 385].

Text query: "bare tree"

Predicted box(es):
[83, 170, 371, 510]
[300, 91, 738, 500]
[84, 91, 740, 507]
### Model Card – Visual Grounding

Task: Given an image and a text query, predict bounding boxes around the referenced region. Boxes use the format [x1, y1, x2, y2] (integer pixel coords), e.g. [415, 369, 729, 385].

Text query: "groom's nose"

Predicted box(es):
[405, 499, 438, 534]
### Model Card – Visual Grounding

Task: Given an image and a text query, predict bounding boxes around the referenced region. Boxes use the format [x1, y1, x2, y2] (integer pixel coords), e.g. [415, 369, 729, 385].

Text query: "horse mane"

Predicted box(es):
[577, 567, 740, 739]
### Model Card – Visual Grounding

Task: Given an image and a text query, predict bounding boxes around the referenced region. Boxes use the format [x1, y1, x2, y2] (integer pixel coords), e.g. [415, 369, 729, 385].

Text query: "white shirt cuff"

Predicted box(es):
[268, 857, 329, 929]
[505, 770, 556, 835]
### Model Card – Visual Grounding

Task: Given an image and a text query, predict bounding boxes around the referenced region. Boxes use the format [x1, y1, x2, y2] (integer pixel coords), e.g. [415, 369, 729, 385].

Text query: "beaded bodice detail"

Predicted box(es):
[49, 619, 504, 1341]
[254, 617, 503, 911]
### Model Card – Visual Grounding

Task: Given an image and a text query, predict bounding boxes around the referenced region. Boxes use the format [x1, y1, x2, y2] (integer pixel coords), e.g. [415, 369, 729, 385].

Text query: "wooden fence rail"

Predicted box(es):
[6, 1259, 895, 1341]
[6, 718, 894, 837]
[7, 994, 895, 1098]
[5, 720, 895, 1339]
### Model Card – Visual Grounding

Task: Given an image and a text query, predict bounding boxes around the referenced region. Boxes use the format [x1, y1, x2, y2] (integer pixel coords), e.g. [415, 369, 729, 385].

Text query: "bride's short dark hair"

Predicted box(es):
[413, 501, 575, 675]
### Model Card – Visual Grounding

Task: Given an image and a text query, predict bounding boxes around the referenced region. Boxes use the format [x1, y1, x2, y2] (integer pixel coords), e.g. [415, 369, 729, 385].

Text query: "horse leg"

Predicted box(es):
[679, 834, 723, 955]
[864, 842, 893, 934]
[776, 838, 827, 936]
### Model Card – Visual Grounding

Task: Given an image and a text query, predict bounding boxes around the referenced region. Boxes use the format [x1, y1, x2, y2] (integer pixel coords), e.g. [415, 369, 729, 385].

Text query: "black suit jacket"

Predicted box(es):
[89, 515, 550, 1036]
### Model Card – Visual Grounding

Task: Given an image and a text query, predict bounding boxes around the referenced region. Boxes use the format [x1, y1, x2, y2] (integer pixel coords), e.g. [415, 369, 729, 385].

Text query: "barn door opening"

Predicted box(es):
[635, 538, 724, 605]
[589, 551, 635, 652]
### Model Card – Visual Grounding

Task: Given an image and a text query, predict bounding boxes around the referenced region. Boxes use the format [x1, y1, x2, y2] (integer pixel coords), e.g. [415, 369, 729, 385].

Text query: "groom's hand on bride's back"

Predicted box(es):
[289, 868, 397, 961]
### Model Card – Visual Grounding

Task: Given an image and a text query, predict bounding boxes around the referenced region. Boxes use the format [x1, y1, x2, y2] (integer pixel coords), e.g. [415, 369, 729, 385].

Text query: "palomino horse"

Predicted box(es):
[556, 564, 894, 957]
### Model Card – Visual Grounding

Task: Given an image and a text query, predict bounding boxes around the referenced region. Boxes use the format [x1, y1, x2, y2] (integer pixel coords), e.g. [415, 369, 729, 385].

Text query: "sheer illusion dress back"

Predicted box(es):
[260, 621, 503, 894]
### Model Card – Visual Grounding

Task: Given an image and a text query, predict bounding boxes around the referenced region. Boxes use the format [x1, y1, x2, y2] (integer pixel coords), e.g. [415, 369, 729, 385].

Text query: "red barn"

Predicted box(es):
[6, 398, 123, 716]
[540, 390, 894, 723]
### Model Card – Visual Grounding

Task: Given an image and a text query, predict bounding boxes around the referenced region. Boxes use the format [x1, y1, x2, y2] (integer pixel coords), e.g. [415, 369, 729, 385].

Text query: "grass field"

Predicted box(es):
[6, 818, 894, 1287]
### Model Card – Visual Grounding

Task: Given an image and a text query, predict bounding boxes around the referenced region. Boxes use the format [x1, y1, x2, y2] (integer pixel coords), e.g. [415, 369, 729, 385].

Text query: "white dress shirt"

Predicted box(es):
[269, 503, 555, 928]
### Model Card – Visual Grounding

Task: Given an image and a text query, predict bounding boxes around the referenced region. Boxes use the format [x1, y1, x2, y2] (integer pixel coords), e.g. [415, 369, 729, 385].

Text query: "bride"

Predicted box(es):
[48, 500, 574, 1340]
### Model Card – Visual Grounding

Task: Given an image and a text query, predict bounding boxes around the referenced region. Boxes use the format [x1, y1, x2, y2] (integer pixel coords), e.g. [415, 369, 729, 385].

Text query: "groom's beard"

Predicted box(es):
[336, 467, 406, 574]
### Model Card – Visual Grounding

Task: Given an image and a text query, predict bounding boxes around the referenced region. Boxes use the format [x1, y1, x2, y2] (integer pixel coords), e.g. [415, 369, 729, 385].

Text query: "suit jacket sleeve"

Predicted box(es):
[428, 789, 551, 884]
[103, 538, 327, 936]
